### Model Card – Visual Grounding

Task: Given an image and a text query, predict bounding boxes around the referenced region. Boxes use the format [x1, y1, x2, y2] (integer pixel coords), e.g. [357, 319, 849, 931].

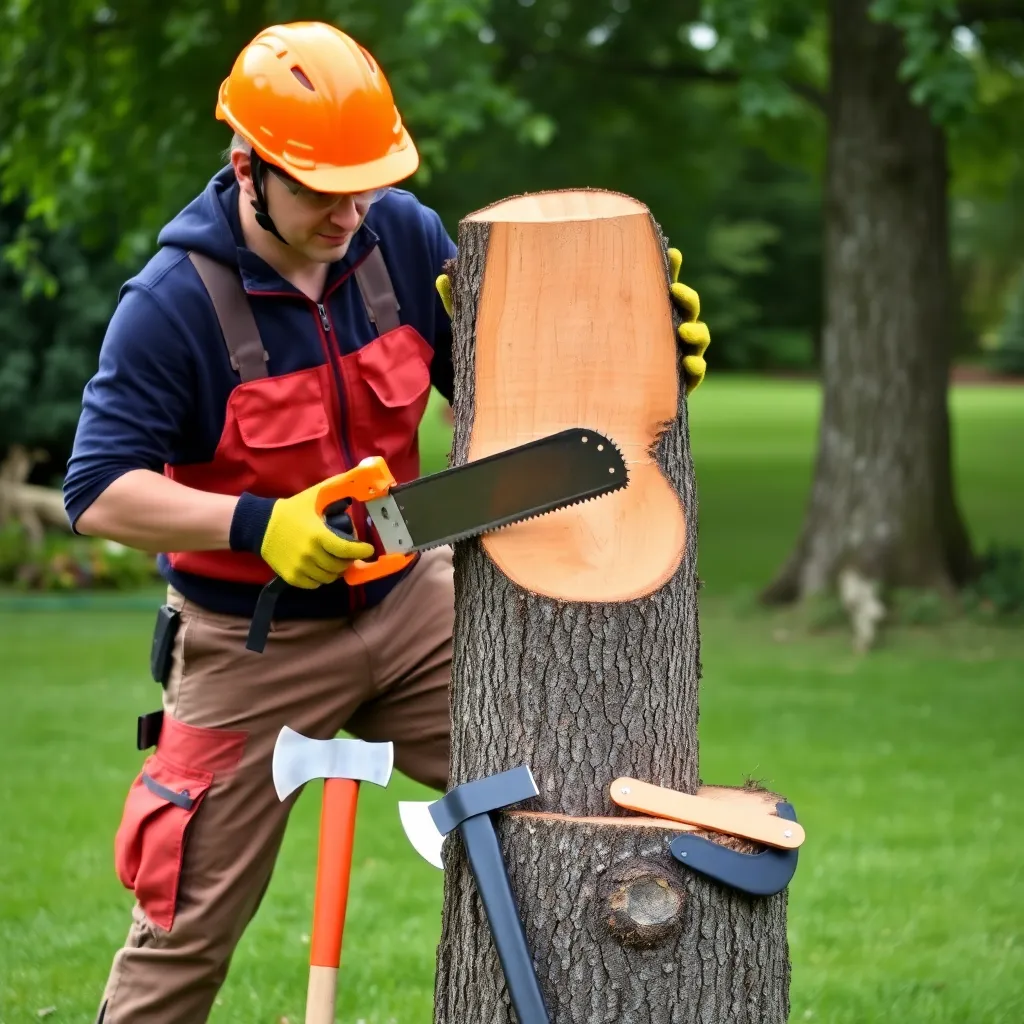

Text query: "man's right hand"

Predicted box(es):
[257, 478, 375, 589]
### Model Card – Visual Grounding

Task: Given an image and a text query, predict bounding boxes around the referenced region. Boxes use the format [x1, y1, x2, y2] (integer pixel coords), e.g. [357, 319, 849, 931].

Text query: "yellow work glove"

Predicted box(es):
[436, 273, 453, 318]
[258, 478, 375, 589]
[436, 251, 710, 393]
[668, 248, 711, 394]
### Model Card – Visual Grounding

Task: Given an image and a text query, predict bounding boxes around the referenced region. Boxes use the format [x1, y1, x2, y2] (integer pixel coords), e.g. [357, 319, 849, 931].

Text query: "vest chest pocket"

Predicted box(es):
[223, 365, 344, 498]
[231, 366, 331, 448]
[342, 325, 433, 477]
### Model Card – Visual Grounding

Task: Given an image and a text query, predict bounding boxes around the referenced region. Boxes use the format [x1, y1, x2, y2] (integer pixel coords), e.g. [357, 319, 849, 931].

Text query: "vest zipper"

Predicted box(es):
[309, 298, 367, 612]
[310, 300, 353, 468]
[316, 303, 331, 333]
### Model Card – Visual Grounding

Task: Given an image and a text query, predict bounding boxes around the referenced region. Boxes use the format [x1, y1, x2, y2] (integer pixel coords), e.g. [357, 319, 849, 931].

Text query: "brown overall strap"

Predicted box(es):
[188, 244, 400, 384]
[353, 245, 401, 335]
[188, 251, 269, 383]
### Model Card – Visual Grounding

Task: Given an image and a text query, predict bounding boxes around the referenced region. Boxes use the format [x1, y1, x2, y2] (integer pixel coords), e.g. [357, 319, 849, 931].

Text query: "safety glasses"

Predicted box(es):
[267, 165, 390, 210]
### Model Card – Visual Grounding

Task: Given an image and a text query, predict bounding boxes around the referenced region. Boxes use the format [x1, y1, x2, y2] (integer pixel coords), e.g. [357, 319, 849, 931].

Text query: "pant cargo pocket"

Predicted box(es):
[113, 715, 247, 931]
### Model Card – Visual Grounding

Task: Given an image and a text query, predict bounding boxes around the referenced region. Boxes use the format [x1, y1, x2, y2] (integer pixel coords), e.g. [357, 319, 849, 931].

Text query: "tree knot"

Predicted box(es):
[600, 859, 685, 949]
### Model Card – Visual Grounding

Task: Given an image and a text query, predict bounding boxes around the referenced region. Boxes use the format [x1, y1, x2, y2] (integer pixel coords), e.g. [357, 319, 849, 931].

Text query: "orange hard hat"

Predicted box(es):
[216, 22, 419, 194]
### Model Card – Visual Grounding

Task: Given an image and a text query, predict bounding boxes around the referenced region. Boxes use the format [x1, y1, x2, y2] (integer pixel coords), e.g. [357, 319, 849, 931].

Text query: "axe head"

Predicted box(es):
[398, 765, 539, 870]
[399, 801, 444, 870]
[272, 726, 394, 802]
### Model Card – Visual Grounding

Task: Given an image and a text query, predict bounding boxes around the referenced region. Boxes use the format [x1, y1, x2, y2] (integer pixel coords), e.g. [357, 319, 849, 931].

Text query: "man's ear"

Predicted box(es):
[231, 149, 256, 199]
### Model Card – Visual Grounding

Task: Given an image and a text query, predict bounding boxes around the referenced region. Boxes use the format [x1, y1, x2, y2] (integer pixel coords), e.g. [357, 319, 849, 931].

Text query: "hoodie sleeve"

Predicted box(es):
[63, 283, 196, 531]
[424, 206, 458, 404]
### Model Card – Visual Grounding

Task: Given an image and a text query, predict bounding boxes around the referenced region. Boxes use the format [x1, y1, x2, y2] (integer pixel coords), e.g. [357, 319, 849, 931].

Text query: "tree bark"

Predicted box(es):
[432, 193, 791, 1023]
[763, 0, 975, 608]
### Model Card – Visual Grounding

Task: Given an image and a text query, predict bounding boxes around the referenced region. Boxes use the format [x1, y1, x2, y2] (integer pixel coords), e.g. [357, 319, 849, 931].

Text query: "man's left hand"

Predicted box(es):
[436, 250, 710, 394]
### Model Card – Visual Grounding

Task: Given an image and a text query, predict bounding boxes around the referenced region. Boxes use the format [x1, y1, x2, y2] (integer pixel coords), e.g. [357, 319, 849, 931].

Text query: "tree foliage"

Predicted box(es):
[0, 0, 543, 271]
[0, 0, 1020, 462]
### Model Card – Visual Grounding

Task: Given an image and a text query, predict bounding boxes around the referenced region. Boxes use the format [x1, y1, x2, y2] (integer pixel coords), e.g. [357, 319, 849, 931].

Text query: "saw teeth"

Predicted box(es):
[415, 477, 629, 553]
[411, 426, 630, 553]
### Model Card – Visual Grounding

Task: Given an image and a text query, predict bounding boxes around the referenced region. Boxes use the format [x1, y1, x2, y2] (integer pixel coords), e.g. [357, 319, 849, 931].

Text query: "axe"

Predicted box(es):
[399, 765, 550, 1024]
[272, 727, 394, 1024]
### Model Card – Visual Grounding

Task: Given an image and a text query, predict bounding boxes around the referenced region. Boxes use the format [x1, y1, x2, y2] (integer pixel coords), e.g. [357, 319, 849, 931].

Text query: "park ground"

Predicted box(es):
[1, 377, 1022, 1022]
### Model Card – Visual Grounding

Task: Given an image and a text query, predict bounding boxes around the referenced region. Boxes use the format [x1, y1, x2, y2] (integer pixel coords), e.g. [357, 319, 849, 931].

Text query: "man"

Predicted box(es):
[64, 20, 711, 1022]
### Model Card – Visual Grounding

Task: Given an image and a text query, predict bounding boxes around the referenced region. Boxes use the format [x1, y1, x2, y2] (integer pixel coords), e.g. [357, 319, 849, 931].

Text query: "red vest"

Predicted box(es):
[165, 247, 432, 585]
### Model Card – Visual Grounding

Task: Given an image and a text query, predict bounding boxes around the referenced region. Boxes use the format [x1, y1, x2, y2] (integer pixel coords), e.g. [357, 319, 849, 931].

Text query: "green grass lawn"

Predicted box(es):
[2, 378, 1022, 1022]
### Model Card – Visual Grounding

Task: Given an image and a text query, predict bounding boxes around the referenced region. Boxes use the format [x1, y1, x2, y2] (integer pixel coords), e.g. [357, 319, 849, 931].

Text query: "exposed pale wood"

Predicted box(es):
[465, 189, 685, 603]
[304, 965, 337, 1024]
[465, 189, 646, 223]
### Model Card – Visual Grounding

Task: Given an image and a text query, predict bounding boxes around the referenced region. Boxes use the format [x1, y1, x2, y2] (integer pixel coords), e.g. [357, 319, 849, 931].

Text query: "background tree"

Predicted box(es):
[688, 0, 1024, 627]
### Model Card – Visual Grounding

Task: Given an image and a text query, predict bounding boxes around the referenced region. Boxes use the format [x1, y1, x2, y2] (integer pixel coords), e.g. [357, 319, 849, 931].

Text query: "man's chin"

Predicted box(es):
[315, 232, 352, 254]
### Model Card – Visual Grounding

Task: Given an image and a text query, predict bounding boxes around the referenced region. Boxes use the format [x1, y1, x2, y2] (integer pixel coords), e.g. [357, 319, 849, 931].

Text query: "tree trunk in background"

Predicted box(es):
[431, 195, 791, 1023]
[763, 0, 975, 614]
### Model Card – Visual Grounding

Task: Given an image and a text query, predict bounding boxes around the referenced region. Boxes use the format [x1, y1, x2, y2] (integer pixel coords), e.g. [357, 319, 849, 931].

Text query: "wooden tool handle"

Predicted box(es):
[610, 778, 805, 849]
[305, 965, 339, 1024]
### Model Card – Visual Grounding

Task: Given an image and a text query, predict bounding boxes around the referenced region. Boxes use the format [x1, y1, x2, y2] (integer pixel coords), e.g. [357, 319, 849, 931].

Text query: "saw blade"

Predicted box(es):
[373, 427, 627, 553]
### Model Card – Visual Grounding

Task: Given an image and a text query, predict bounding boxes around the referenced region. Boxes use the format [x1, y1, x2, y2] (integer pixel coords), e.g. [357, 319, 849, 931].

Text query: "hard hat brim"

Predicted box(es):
[220, 103, 420, 195]
[278, 134, 420, 194]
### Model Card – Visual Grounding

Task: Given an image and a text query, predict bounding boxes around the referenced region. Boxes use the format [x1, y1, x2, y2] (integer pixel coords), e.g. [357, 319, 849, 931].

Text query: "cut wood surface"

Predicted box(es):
[464, 189, 685, 603]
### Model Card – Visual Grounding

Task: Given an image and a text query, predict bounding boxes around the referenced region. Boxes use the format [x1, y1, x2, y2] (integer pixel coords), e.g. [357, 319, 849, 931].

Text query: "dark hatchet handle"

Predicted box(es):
[459, 813, 550, 1024]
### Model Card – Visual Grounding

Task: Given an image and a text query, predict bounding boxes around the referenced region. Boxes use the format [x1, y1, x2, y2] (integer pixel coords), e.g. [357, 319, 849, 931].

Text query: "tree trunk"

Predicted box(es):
[763, 0, 975, 610]
[432, 191, 791, 1023]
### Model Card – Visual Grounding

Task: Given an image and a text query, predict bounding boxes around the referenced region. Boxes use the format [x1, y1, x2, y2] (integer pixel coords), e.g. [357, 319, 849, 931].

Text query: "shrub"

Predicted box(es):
[0, 522, 159, 592]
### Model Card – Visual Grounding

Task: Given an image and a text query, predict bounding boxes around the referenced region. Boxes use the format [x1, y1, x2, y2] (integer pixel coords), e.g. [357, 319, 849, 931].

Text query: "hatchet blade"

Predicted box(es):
[399, 800, 444, 870]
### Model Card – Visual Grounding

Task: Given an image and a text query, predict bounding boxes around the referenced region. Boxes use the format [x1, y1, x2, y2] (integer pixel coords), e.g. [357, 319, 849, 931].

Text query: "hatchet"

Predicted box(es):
[272, 727, 394, 1024]
[399, 765, 550, 1024]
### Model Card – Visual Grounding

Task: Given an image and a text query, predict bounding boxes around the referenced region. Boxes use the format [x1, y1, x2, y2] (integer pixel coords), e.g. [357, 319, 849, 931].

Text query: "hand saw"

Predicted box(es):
[246, 427, 627, 652]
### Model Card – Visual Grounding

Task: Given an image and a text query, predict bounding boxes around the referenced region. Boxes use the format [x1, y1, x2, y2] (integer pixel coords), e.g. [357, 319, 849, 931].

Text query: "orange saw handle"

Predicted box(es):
[314, 458, 416, 586]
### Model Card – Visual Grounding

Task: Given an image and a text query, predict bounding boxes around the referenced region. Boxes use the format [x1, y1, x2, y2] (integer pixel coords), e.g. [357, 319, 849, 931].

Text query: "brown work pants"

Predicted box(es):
[96, 547, 453, 1022]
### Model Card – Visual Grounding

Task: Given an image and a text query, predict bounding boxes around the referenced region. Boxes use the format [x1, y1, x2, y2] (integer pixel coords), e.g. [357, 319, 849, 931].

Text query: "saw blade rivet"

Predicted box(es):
[609, 467, 616, 473]
[620, 786, 630, 795]
[581, 436, 588, 443]
[380, 507, 390, 519]
[784, 829, 792, 838]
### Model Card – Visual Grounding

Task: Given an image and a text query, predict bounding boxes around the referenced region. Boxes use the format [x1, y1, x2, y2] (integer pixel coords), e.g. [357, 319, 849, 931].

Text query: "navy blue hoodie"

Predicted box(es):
[64, 165, 457, 619]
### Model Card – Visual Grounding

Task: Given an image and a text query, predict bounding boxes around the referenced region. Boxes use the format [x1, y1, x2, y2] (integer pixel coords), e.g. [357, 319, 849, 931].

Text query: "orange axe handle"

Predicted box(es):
[306, 777, 360, 1024]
